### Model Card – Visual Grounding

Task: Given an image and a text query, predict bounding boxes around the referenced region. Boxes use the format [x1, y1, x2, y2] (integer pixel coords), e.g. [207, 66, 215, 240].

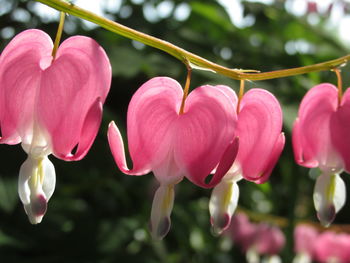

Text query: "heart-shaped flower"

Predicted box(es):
[0, 29, 111, 223]
[293, 83, 350, 226]
[210, 88, 284, 234]
[108, 77, 238, 239]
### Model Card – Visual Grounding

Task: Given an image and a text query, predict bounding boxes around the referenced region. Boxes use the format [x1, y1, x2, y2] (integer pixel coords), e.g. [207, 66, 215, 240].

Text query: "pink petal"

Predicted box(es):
[314, 232, 350, 263]
[108, 79, 237, 187]
[214, 85, 238, 107]
[38, 36, 111, 160]
[108, 77, 182, 177]
[57, 98, 103, 161]
[292, 83, 341, 171]
[175, 85, 237, 188]
[0, 29, 52, 144]
[254, 224, 285, 255]
[292, 118, 318, 167]
[107, 121, 151, 175]
[294, 224, 318, 255]
[228, 213, 257, 252]
[330, 87, 350, 173]
[236, 89, 283, 183]
[252, 133, 285, 184]
[127, 77, 182, 171]
[214, 137, 239, 182]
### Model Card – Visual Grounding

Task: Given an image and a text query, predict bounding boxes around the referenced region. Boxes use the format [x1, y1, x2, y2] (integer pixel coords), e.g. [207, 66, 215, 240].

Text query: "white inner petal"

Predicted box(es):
[209, 175, 240, 235]
[21, 121, 52, 158]
[18, 155, 56, 224]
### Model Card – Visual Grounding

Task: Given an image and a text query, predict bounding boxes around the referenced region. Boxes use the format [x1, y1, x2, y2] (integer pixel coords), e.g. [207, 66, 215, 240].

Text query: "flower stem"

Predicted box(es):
[36, 0, 350, 81]
[179, 66, 192, 115]
[332, 68, 343, 105]
[51, 11, 65, 60]
[236, 80, 245, 114]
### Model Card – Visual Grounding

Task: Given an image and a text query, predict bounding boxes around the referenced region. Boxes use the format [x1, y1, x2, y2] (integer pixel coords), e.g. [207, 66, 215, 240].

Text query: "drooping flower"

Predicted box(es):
[293, 83, 350, 226]
[107, 77, 238, 239]
[293, 224, 318, 263]
[210, 88, 285, 234]
[227, 213, 256, 252]
[226, 214, 285, 263]
[313, 231, 350, 263]
[252, 223, 285, 262]
[0, 29, 111, 223]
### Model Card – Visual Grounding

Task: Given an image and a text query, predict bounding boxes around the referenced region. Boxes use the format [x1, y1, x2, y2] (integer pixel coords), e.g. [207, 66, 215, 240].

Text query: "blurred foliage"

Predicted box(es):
[1, 0, 350, 262]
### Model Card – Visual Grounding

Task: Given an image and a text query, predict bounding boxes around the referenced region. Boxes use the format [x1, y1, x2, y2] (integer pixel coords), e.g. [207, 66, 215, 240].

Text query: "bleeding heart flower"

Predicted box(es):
[313, 231, 350, 263]
[253, 223, 285, 258]
[293, 83, 350, 226]
[0, 29, 111, 224]
[227, 213, 257, 252]
[293, 224, 318, 263]
[210, 88, 284, 234]
[107, 77, 238, 239]
[227, 214, 285, 263]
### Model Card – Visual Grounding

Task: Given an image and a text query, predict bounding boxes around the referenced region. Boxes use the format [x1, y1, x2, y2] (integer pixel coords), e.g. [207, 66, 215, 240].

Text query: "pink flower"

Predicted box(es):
[210, 89, 284, 234]
[107, 77, 238, 239]
[254, 223, 285, 256]
[0, 29, 111, 223]
[228, 213, 256, 252]
[293, 224, 318, 263]
[313, 231, 350, 263]
[293, 83, 350, 226]
[227, 214, 285, 262]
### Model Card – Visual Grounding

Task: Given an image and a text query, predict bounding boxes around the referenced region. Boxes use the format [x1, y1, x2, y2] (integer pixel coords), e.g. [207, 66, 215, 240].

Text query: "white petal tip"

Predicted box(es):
[24, 195, 47, 225]
[210, 213, 231, 236]
[209, 180, 239, 236]
[149, 216, 171, 241]
[149, 185, 175, 240]
[317, 204, 336, 227]
[313, 173, 345, 227]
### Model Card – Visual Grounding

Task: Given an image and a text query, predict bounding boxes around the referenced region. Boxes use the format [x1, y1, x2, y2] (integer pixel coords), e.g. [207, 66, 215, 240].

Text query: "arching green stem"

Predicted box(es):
[35, 0, 350, 81]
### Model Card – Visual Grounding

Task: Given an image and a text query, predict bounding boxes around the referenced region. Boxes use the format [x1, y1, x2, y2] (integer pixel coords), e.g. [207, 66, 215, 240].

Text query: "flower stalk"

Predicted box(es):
[179, 66, 192, 115]
[332, 68, 343, 105]
[51, 11, 65, 60]
[237, 80, 245, 114]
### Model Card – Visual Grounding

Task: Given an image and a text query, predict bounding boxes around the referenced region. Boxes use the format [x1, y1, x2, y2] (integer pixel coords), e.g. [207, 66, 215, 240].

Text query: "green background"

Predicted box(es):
[1, 0, 350, 262]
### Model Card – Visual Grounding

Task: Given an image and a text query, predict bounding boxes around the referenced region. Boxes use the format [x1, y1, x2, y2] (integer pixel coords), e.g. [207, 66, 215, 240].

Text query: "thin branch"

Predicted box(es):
[34, 0, 350, 81]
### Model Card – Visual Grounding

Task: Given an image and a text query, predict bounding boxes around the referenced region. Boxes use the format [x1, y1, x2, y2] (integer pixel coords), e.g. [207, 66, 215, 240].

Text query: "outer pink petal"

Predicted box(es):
[0, 29, 53, 144]
[254, 224, 285, 255]
[214, 137, 239, 182]
[126, 77, 183, 176]
[214, 85, 238, 107]
[292, 83, 341, 171]
[236, 89, 283, 183]
[292, 118, 318, 167]
[250, 133, 285, 184]
[38, 36, 111, 160]
[314, 232, 350, 263]
[107, 121, 151, 175]
[57, 98, 103, 161]
[108, 77, 183, 178]
[175, 85, 237, 188]
[294, 224, 318, 254]
[331, 87, 350, 173]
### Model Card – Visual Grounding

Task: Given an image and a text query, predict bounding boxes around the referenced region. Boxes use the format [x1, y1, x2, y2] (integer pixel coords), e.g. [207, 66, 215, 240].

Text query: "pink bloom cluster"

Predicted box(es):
[2, 29, 349, 244]
[227, 213, 285, 262]
[108, 77, 284, 239]
[294, 224, 350, 263]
